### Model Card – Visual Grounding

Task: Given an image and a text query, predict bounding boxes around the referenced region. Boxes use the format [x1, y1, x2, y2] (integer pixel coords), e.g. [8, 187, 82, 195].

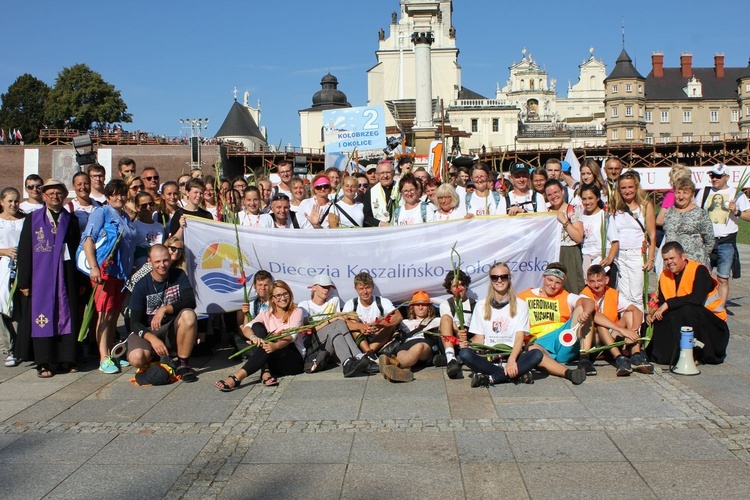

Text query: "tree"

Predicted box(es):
[0, 73, 51, 143]
[44, 63, 132, 131]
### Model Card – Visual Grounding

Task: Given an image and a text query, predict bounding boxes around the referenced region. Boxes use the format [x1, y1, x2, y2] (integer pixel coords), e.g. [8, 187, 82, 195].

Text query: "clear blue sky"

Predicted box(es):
[2, 0, 749, 147]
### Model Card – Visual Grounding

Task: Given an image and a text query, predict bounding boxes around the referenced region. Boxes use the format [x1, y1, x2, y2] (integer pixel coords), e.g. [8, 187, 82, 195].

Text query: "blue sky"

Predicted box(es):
[2, 0, 749, 147]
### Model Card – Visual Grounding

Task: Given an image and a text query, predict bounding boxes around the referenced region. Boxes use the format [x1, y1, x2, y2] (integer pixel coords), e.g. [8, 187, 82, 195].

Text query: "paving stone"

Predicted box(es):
[461, 462, 529, 499]
[349, 432, 458, 464]
[631, 460, 750, 499]
[506, 431, 625, 462]
[0, 379, 72, 401]
[359, 396, 451, 419]
[0, 433, 116, 463]
[53, 399, 158, 423]
[0, 400, 35, 421]
[280, 378, 367, 399]
[342, 463, 463, 500]
[455, 430, 515, 462]
[268, 397, 361, 421]
[519, 461, 655, 499]
[363, 377, 447, 399]
[219, 464, 346, 500]
[45, 463, 186, 500]
[85, 379, 177, 400]
[91, 433, 212, 464]
[241, 431, 353, 463]
[574, 379, 687, 418]
[139, 397, 240, 423]
[0, 433, 21, 452]
[607, 428, 738, 462]
[0, 463, 79, 500]
[6, 399, 76, 423]
[678, 373, 750, 416]
[496, 400, 594, 419]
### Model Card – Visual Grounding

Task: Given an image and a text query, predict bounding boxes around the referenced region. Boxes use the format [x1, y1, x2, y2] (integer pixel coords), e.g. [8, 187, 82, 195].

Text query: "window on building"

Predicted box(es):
[471, 119, 478, 132]
[492, 118, 499, 132]
[611, 107, 619, 118]
[645, 136, 653, 145]
[645, 111, 652, 122]
[746, 84, 750, 92]
[625, 106, 633, 117]
[711, 134, 720, 142]
[612, 85, 618, 93]
[682, 133, 693, 143]
[661, 111, 669, 123]
[731, 110, 739, 122]
[612, 129, 618, 140]
[638, 85, 643, 94]
[747, 107, 750, 117]
[710, 110, 719, 123]
[625, 84, 632, 92]
[626, 129, 634, 139]
[683, 111, 692, 123]
[660, 133, 670, 144]
[639, 107, 644, 118]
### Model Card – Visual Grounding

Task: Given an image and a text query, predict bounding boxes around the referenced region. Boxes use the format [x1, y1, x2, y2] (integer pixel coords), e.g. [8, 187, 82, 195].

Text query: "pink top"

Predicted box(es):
[248, 308, 304, 336]
[661, 190, 675, 210]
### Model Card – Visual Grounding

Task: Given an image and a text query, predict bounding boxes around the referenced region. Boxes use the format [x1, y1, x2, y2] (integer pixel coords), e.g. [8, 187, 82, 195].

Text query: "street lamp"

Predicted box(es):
[180, 118, 210, 169]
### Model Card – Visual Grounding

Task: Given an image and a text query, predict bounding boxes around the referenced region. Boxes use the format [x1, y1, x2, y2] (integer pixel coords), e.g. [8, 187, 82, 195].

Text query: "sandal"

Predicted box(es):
[261, 369, 279, 386]
[215, 374, 241, 392]
[61, 363, 79, 373]
[37, 366, 53, 378]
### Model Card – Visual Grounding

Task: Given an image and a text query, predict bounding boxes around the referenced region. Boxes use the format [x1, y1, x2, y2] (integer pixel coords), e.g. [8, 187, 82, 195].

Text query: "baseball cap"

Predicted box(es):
[511, 164, 531, 175]
[560, 160, 571, 173]
[708, 164, 728, 176]
[310, 275, 336, 288]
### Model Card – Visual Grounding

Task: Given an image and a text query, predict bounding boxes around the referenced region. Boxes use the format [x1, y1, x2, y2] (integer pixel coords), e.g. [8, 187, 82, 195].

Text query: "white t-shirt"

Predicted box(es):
[19, 201, 43, 213]
[465, 192, 498, 216]
[238, 211, 263, 227]
[432, 203, 467, 222]
[439, 298, 474, 329]
[581, 211, 619, 258]
[695, 186, 750, 238]
[298, 297, 341, 318]
[342, 296, 396, 324]
[468, 299, 529, 347]
[401, 317, 441, 340]
[394, 204, 425, 225]
[258, 213, 297, 228]
[331, 202, 365, 228]
[299, 198, 332, 228]
[613, 207, 645, 250]
[65, 198, 101, 231]
[497, 191, 548, 214]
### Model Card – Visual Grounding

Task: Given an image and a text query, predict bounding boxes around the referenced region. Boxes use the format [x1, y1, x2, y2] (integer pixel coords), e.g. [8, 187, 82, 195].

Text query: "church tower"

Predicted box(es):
[604, 48, 646, 143]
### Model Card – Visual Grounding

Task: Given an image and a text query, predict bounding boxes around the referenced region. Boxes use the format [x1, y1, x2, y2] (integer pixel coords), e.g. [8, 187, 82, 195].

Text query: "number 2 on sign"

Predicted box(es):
[362, 109, 378, 130]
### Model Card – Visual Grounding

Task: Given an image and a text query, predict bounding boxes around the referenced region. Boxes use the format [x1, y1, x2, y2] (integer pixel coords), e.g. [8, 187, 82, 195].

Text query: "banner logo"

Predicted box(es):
[199, 242, 252, 293]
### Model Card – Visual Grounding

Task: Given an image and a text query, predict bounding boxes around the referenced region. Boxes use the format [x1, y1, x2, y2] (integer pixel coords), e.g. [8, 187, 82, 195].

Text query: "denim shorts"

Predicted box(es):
[713, 241, 735, 279]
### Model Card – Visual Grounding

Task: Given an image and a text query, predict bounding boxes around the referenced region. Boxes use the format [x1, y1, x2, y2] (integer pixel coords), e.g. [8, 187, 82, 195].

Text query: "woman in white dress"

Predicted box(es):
[579, 184, 619, 277]
[0, 187, 26, 366]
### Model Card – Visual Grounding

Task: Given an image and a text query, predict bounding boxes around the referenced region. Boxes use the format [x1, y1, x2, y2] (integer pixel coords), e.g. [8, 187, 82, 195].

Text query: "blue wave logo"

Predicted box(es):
[201, 272, 243, 293]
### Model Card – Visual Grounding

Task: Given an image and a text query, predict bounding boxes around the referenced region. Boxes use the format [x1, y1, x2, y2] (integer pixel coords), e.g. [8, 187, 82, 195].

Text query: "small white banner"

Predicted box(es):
[634, 165, 750, 191]
[184, 215, 562, 314]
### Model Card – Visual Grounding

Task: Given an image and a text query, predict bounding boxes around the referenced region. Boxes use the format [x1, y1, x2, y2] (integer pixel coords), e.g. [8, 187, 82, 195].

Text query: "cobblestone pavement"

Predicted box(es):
[2, 248, 750, 499]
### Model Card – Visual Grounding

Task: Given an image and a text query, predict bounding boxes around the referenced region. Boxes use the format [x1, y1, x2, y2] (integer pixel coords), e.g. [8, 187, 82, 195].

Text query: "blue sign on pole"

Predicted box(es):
[322, 106, 387, 153]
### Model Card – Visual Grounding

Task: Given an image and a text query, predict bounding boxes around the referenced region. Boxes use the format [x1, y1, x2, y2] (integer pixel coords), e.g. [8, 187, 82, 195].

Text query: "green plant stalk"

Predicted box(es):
[601, 212, 608, 261]
[5, 272, 18, 316]
[580, 337, 648, 355]
[78, 230, 124, 342]
[233, 221, 251, 324]
[467, 342, 513, 354]
[450, 242, 466, 329]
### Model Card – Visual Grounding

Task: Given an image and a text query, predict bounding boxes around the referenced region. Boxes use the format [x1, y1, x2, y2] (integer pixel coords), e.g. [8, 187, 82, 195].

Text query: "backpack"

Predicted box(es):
[392, 203, 428, 224]
[505, 192, 539, 213]
[352, 296, 384, 317]
[447, 297, 476, 322]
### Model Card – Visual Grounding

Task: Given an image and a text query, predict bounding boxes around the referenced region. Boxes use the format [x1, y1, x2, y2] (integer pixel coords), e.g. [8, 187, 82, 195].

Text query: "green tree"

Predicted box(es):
[44, 63, 132, 131]
[0, 73, 51, 143]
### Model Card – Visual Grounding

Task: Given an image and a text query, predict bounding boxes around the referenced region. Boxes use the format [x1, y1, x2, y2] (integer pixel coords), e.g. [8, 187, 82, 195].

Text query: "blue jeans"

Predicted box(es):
[458, 348, 543, 383]
[713, 241, 734, 279]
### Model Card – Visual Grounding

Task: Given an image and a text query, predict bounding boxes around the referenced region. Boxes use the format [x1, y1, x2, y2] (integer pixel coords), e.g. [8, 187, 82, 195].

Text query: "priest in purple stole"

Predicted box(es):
[16, 179, 81, 378]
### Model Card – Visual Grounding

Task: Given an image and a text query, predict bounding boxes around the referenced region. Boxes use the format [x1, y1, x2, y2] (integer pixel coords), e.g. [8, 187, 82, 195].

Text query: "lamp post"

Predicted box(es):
[180, 118, 210, 169]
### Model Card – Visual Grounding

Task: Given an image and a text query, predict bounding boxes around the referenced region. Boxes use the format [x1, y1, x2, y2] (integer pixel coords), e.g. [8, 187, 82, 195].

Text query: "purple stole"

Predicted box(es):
[30, 209, 72, 338]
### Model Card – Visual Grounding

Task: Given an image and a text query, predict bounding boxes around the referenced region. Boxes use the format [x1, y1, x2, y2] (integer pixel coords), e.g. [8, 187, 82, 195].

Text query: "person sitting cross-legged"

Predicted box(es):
[378, 291, 441, 383]
[435, 270, 474, 379]
[580, 265, 652, 376]
[459, 263, 543, 387]
[124, 244, 198, 382]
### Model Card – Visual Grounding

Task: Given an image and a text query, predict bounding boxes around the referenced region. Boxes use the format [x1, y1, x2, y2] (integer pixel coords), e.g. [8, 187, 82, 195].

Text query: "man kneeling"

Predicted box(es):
[125, 244, 198, 382]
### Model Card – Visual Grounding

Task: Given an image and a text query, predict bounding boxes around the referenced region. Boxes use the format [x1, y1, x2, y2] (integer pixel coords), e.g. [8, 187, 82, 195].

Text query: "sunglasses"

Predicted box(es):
[179, 181, 189, 187]
[490, 274, 510, 282]
[358, 183, 369, 188]
[144, 175, 160, 182]
[708, 173, 724, 179]
[26, 184, 42, 190]
[139, 202, 155, 209]
[130, 184, 143, 190]
[168, 246, 184, 253]
[314, 184, 331, 190]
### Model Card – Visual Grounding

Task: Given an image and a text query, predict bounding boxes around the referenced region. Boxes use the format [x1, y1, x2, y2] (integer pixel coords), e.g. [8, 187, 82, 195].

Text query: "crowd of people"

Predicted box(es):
[0, 154, 741, 388]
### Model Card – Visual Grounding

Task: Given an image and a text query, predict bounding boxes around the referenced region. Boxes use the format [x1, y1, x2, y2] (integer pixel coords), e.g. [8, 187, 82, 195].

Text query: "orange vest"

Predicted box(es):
[581, 286, 619, 323]
[518, 288, 571, 338]
[659, 259, 726, 321]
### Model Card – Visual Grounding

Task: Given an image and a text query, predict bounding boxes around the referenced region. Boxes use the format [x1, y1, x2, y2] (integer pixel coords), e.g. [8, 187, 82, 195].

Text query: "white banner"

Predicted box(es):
[633, 165, 750, 191]
[184, 215, 562, 314]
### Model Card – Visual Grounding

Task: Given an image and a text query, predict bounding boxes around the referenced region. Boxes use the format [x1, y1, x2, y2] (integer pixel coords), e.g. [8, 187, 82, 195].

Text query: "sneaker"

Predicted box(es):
[116, 358, 130, 368]
[630, 352, 654, 374]
[381, 364, 414, 383]
[446, 359, 461, 379]
[470, 372, 492, 388]
[99, 357, 120, 374]
[512, 371, 535, 385]
[4, 354, 18, 367]
[614, 355, 632, 377]
[432, 354, 447, 367]
[175, 365, 198, 383]
[578, 357, 597, 376]
[566, 367, 587, 385]
[343, 356, 369, 378]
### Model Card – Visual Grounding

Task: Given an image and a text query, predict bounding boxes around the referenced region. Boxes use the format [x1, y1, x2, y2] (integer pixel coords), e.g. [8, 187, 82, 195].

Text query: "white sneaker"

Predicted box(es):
[5, 355, 19, 367]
